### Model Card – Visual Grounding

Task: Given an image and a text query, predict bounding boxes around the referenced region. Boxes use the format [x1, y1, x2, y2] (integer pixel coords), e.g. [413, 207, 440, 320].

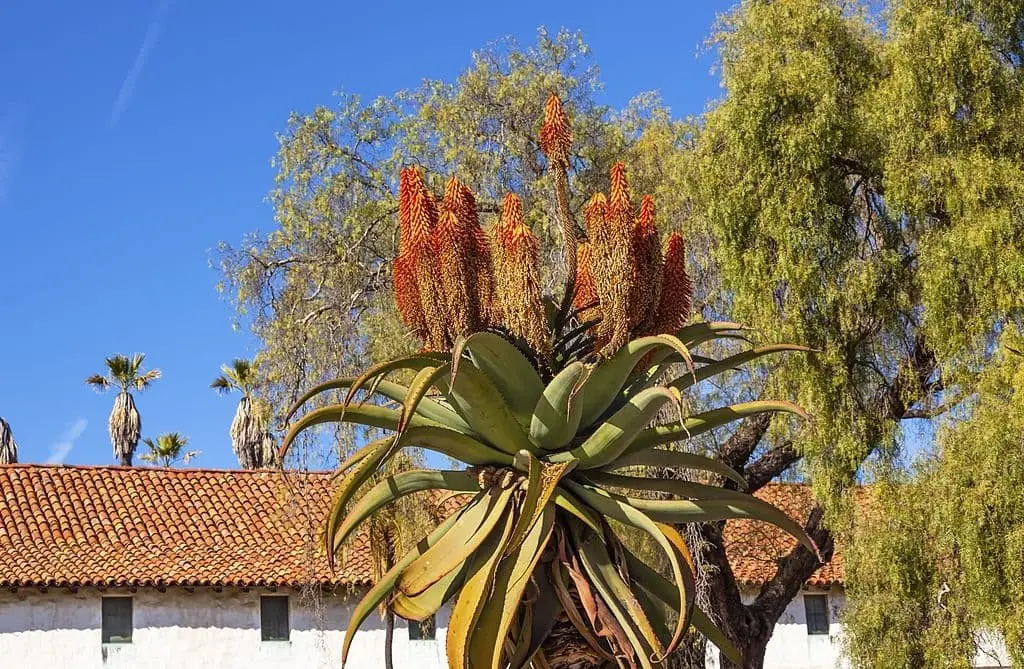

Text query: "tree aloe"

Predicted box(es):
[85, 353, 161, 466]
[283, 95, 814, 668]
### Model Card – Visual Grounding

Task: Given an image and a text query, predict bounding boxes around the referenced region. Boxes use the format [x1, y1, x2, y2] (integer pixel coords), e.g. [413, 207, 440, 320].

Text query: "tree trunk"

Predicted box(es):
[666, 632, 708, 668]
[384, 610, 394, 669]
[120, 452, 132, 466]
[540, 616, 610, 669]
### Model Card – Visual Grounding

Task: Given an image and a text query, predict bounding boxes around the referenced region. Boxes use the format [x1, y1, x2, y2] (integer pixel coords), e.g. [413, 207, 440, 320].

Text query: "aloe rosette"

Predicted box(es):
[282, 324, 813, 669]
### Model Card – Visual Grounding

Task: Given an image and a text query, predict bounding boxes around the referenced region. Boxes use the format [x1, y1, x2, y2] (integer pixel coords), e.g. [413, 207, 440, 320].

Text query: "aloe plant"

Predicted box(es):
[282, 95, 815, 668]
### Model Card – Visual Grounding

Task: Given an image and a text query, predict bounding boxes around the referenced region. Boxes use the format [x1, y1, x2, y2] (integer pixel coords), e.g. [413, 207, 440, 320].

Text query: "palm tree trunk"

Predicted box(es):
[0, 418, 17, 464]
[109, 392, 140, 467]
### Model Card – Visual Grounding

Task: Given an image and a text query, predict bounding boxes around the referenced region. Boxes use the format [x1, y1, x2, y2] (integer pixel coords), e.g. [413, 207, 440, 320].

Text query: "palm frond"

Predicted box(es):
[210, 376, 234, 394]
[134, 368, 161, 392]
[85, 374, 111, 391]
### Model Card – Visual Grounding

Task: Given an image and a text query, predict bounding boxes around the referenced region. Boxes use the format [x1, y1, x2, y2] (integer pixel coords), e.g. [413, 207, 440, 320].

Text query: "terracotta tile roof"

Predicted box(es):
[724, 483, 845, 588]
[0, 465, 843, 590]
[0, 464, 366, 589]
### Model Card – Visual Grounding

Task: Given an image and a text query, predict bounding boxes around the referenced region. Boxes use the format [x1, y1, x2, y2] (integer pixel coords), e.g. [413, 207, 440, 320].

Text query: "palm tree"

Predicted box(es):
[140, 432, 199, 467]
[0, 417, 17, 464]
[212, 359, 275, 469]
[85, 354, 161, 466]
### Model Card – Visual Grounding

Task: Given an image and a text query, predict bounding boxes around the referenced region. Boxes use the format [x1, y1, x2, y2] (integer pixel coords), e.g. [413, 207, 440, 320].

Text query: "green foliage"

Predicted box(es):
[845, 331, 1024, 667]
[689, 0, 1024, 509]
[140, 432, 199, 468]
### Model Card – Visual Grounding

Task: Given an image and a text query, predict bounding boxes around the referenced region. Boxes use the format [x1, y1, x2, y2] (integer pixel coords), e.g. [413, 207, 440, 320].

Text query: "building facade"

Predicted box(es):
[0, 464, 1006, 668]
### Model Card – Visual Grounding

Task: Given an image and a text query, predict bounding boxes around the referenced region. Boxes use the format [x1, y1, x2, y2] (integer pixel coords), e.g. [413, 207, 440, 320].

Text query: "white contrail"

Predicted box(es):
[109, 0, 174, 127]
[46, 419, 89, 465]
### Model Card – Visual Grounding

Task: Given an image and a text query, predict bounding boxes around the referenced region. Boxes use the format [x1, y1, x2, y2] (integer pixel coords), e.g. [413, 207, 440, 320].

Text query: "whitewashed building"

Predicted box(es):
[0, 465, 1007, 668]
[0, 464, 451, 669]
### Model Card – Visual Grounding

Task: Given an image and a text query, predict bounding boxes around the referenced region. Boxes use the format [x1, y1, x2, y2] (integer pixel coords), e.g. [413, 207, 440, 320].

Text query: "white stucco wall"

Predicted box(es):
[704, 589, 849, 669]
[0, 586, 451, 669]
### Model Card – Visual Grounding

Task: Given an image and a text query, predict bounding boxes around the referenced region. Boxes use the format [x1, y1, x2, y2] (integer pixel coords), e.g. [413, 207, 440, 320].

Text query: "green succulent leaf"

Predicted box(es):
[398, 485, 517, 597]
[454, 332, 545, 426]
[563, 481, 695, 656]
[530, 361, 588, 450]
[332, 470, 480, 550]
[625, 497, 819, 557]
[446, 503, 518, 669]
[666, 344, 811, 393]
[578, 335, 695, 428]
[605, 448, 747, 488]
[441, 361, 539, 456]
[341, 509, 462, 666]
[560, 386, 682, 468]
[623, 547, 742, 665]
[625, 400, 809, 455]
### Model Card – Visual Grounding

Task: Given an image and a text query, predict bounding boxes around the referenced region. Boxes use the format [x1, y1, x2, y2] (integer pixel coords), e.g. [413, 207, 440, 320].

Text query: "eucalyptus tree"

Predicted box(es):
[85, 354, 161, 466]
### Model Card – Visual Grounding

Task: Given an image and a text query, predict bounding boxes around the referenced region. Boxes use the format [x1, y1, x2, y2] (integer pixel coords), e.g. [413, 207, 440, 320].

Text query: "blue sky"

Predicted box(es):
[0, 0, 733, 469]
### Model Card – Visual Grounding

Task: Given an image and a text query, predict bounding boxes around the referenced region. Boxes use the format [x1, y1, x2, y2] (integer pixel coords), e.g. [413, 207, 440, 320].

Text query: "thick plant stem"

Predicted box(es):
[553, 164, 578, 331]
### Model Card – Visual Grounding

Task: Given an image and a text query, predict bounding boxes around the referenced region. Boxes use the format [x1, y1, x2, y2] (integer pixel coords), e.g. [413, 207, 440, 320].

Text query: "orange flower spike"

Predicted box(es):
[608, 162, 633, 228]
[573, 242, 600, 319]
[492, 193, 550, 357]
[404, 169, 449, 349]
[632, 194, 663, 331]
[455, 181, 496, 327]
[434, 195, 474, 338]
[540, 93, 572, 168]
[393, 167, 427, 342]
[393, 254, 427, 341]
[653, 231, 694, 334]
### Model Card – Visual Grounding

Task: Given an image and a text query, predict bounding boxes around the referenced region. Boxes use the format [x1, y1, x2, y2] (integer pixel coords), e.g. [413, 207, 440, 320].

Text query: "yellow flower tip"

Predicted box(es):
[498, 193, 534, 246]
[609, 162, 632, 213]
[636, 195, 656, 234]
[540, 93, 572, 168]
[583, 192, 608, 232]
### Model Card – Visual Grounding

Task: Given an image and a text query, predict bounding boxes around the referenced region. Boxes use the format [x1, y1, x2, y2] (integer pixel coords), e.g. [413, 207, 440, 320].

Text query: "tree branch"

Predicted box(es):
[744, 442, 800, 493]
[717, 413, 773, 473]
[750, 505, 836, 621]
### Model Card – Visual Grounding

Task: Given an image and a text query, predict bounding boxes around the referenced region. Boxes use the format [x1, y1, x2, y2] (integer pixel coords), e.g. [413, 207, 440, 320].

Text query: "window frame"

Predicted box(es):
[260, 595, 290, 642]
[803, 593, 830, 635]
[101, 596, 134, 644]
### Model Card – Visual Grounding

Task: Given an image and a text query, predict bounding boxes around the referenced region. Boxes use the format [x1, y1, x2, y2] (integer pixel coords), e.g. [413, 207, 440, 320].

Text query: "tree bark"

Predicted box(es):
[384, 610, 394, 669]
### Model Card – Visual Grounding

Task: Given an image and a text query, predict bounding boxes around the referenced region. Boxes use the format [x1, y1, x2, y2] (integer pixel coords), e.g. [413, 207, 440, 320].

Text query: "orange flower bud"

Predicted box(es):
[632, 194, 662, 331]
[652, 231, 693, 334]
[492, 193, 550, 357]
[400, 167, 449, 349]
[540, 94, 572, 168]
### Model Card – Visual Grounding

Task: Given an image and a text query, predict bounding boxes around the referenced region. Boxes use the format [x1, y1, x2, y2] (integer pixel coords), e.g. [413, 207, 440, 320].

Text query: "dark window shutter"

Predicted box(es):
[102, 597, 133, 643]
[261, 595, 290, 641]
[804, 594, 830, 635]
[408, 615, 436, 640]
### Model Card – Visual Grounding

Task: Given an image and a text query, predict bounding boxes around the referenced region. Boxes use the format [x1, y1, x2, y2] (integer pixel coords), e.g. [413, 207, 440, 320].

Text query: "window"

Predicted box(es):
[102, 597, 133, 643]
[408, 615, 436, 640]
[804, 594, 829, 635]
[261, 595, 290, 641]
